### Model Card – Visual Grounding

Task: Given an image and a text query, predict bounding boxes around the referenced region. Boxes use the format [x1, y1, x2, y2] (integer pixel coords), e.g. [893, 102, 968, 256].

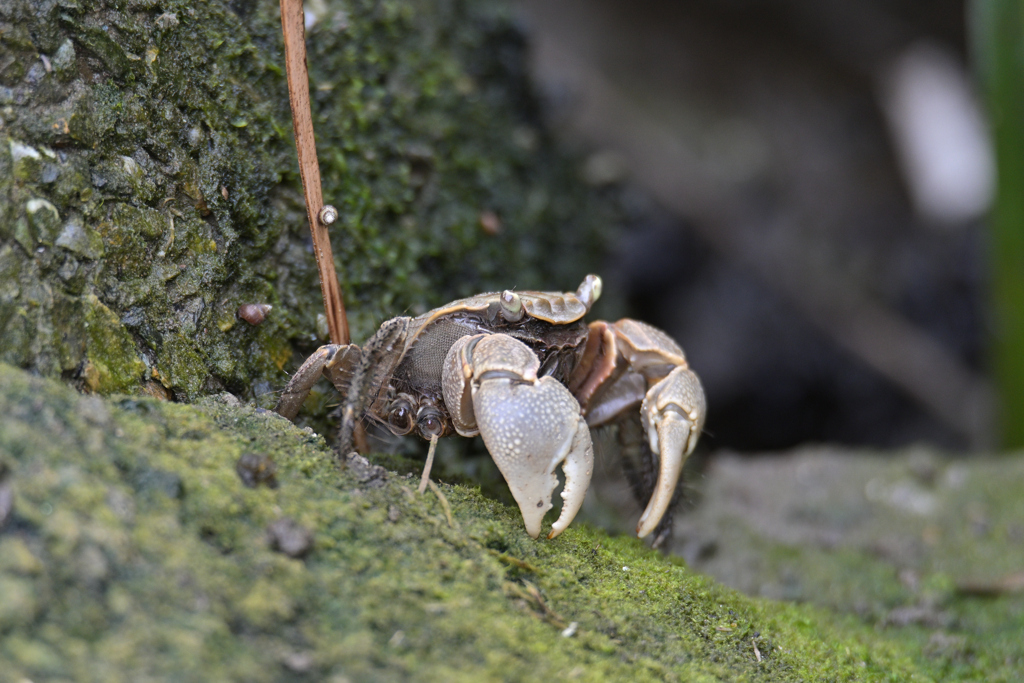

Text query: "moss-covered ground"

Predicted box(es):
[0, 361, 984, 682]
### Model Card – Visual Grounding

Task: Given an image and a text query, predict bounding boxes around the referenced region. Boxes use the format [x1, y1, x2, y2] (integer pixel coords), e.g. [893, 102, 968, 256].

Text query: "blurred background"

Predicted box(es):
[505, 1, 1024, 458]
[509, 0, 1017, 455]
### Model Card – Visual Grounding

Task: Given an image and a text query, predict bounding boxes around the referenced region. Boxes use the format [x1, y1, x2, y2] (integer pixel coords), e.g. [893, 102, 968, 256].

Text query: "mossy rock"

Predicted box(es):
[677, 448, 1024, 682]
[0, 361, 953, 681]
[0, 0, 613, 404]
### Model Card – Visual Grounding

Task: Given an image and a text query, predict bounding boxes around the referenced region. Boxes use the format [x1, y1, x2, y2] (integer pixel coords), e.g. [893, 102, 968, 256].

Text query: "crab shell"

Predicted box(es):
[361, 275, 602, 434]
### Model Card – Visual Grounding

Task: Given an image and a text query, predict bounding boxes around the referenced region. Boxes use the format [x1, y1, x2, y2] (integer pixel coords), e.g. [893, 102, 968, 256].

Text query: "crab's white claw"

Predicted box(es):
[476, 375, 594, 539]
[547, 418, 594, 538]
[443, 334, 594, 539]
[636, 365, 706, 538]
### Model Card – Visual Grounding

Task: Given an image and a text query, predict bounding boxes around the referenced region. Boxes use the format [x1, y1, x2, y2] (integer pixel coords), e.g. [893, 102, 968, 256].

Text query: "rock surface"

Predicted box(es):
[674, 447, 1024, 680]
[0, 0, 612, 405]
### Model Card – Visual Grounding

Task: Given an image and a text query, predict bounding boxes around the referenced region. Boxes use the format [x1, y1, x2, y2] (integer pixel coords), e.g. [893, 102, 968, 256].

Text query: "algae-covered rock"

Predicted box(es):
[0, 0, 612, 403]
[0, 361, 951, 681]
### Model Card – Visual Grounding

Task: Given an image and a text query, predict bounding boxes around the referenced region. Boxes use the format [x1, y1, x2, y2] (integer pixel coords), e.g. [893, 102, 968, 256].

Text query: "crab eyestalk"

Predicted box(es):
[499, 290, 525, 322]
[575, 274, 602, 311]
[387, 398, 415, 435]
[415, 405, 446, 439]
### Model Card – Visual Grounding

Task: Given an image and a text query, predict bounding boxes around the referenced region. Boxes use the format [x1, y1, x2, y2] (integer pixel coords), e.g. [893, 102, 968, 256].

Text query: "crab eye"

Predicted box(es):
[417, 408, 445, 438]
[387, 401, 414, 435]
[499, 290, 524, 322]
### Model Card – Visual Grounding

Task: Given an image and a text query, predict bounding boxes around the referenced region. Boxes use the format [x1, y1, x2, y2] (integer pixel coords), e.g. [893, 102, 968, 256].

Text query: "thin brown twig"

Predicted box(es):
[280, 0, 350, 345]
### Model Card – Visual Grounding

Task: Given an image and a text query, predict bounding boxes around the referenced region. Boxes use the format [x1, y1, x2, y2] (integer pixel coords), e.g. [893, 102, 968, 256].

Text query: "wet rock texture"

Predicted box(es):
[0, 361, 981, 681]
[675, 447, 1024, 680]
[0, 0, 611, 404]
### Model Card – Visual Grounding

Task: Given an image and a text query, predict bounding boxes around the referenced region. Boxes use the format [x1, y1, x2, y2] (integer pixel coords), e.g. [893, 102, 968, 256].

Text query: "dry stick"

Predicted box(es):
[280, 0, 350, 345]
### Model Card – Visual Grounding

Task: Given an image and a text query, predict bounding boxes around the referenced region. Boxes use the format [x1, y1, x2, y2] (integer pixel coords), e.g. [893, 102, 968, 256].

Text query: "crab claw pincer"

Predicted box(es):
[636, 365, 705, 538]
[443, 334, 594, 539]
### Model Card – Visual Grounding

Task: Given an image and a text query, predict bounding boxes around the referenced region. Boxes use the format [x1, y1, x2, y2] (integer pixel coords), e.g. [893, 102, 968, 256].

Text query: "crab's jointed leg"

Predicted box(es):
[275, 343, 359, 420]
[275, 319, 409, 456]
[573, 319, 706, 539]
[443, 333, 594, 539]
[636, 363, 705, 537]
[336, 317, 410, 455]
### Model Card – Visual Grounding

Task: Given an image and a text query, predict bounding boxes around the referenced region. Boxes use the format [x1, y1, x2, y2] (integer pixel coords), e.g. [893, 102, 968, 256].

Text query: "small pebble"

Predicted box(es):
[281, 650, 315, 673]
[236, 453, 278, 489]
[155, 12, 179, 29]
[267, 518, 314, 558]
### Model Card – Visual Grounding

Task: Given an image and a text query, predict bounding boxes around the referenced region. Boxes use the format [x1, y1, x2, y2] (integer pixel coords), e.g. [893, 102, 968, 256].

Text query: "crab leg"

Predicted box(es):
[572, 319, 706, 539]
[443, 334, 594, 539]
[336, 317, 410, 455]
[276, 319, 407, 457]
[636, 364, 705, 538]
[276, 344, 347, 420]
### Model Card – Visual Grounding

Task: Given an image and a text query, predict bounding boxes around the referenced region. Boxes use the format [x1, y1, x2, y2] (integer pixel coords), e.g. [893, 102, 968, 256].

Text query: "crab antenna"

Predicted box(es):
[280, 0, 350, 345]
[418, 434, 439, 494]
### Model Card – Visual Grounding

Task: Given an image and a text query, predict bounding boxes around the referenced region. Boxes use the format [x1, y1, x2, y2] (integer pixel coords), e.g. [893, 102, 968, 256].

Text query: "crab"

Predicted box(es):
[275, 275, 705, 542]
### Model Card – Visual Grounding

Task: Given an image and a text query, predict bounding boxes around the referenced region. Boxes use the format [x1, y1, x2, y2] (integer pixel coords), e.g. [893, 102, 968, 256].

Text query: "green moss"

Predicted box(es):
[0, 362, 1000, 681]
[82, 294, 146, 393]
[156, 333, 206, 400]
[0, 0, 614, 407]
